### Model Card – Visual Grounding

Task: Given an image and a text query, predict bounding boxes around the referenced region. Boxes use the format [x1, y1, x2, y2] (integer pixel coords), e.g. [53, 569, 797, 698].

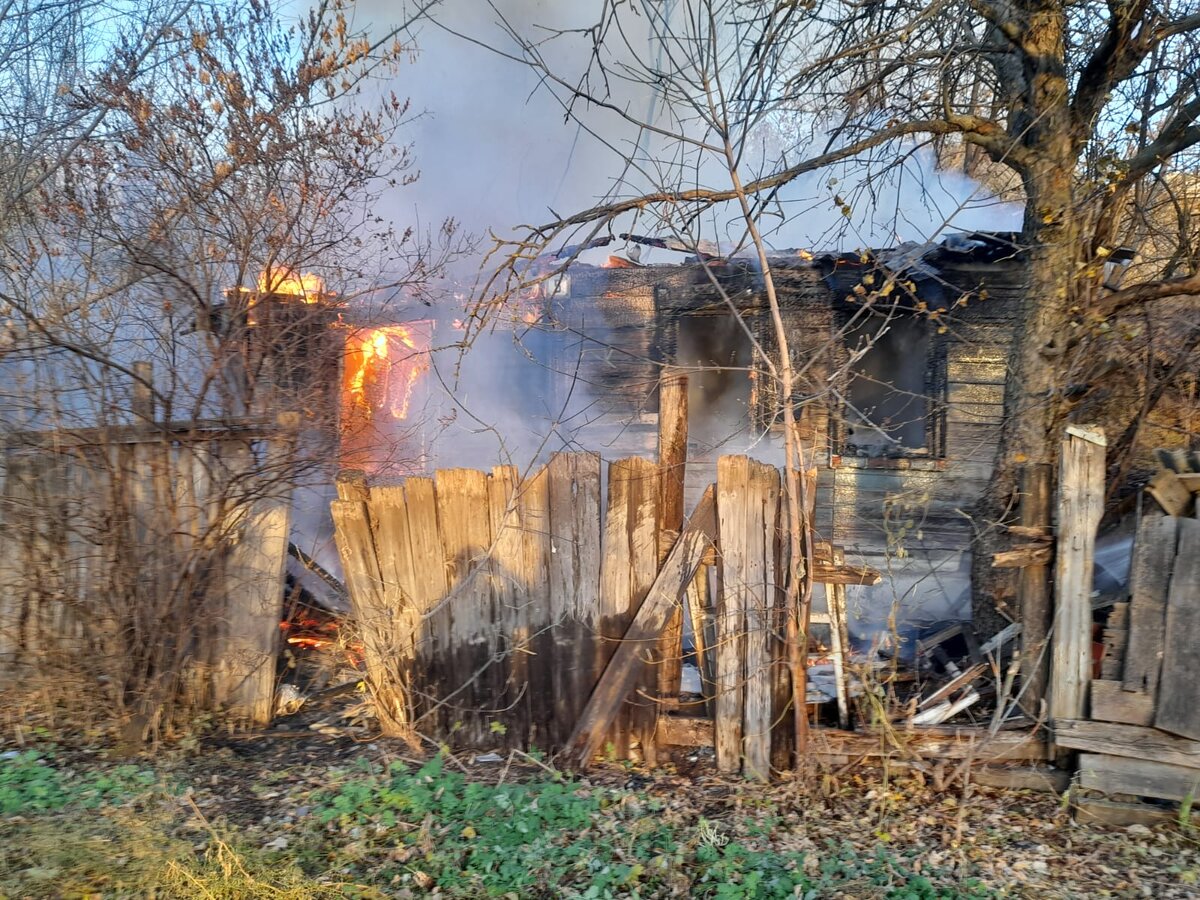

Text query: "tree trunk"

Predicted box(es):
[972, 17, 1082, 632]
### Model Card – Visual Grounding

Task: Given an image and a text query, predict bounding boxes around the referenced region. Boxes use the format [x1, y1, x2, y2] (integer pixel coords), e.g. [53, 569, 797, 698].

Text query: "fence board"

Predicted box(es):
[742, 461, 779, 780]
[627, 457, 662, 764]
[435, 468, 493, 745]
[519, 465, 554, 749]
[1123, 515, 1179, 700]
[1156, 519, 1200, 740]
[367, 485, 420, 731]
[547, 452, 602, 748]
[657, 372, 689, 706]
[403, 477, 446, 730]
[715, 455, 750, 773]
[489, 466, 527, 746]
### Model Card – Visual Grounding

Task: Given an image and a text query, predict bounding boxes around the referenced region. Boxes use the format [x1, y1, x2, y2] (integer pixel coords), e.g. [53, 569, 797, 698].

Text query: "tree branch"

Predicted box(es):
[1097, 271, 1200, 317]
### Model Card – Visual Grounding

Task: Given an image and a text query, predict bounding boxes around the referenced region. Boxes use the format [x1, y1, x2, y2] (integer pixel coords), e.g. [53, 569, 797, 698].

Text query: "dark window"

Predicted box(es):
[842, 314, 941, 458]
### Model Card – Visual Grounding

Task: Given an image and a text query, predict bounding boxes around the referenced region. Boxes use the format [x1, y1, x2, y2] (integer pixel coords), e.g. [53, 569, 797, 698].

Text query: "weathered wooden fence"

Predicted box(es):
[332, 440, 877, 775]
[0, 415, 295, 729]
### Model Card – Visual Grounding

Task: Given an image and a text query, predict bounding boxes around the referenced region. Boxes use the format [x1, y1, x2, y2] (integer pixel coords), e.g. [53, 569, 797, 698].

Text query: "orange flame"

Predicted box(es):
[257, 267, 325, 302]
[345, 325, 429, 423]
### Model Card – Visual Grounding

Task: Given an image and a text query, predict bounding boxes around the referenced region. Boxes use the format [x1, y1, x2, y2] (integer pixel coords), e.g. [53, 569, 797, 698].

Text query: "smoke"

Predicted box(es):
[351, 1, 1020, 253]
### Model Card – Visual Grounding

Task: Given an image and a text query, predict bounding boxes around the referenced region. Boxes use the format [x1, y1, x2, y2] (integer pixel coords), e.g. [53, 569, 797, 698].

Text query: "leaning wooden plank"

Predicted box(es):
[742, 461, 780, 781]
[1078, 753, 1200, 802]
[1123, 515, 1180, 698]
[546, 452, 602, 748]
[1049, 426, 1105, 725]
[656, 370, 689, 707]
[715, 456, 751, 774]
[564, 486, 717, 768]
[1056, 719, 1200, 769]
[812, 727, 1049, 763]
[1089, 679, 1154, 726]
[1155, 518, 1200, 740]
[1147, 469, 1193, 517]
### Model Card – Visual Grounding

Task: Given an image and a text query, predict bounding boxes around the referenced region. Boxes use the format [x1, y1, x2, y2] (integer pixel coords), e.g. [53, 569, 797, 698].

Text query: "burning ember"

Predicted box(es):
[257, 267, 327, 302]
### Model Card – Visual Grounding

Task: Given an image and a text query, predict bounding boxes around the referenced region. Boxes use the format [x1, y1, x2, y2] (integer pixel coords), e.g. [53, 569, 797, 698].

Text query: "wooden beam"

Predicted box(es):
[1050, 427, 1105, 726]
[1073, 797, 1196, 827]
[1079, 753, 1200, 802]
[1155, 518, 1200, 740]
[565, 486, 716, 769]
[741, 461, 780, 781]
[971, 766, 1070, 792]
[811, 562, 882, 585]
[1055, 719, 1200, 770]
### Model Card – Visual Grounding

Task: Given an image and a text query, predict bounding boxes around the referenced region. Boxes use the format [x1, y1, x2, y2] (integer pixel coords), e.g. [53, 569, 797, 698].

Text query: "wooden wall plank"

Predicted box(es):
[1155, 519, 1200, 740]
[1123, 515, 1179, 699]
[627, 457, 662, 764]
[547, 452, 602, 748]
[1050, 427, 1105, 725]
[715, 455, 750, 774]
[488, 466, 526, 747]
[599, 457, 635, 758]
[435, 468, 493, 746]
[367, 485, 421, 731]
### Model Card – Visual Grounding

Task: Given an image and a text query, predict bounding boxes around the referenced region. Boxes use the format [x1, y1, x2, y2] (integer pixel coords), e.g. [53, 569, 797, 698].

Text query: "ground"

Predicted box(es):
[1, 720, 1198, 900]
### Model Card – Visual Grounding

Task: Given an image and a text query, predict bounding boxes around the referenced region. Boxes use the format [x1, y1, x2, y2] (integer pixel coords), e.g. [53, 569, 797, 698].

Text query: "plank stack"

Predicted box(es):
[1055, 499, 1200, 825]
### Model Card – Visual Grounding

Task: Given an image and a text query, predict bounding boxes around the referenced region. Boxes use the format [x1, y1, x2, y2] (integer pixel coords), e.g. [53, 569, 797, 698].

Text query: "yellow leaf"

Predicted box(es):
[461, 825, 476, 839]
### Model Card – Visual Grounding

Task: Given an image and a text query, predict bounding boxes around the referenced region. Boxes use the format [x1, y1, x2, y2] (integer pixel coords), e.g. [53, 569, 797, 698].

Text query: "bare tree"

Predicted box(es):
[0, 0, 458, 740]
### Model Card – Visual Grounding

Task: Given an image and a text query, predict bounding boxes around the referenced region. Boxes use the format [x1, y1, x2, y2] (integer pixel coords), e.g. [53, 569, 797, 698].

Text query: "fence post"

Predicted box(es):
[1018, 463, 1053, 718]
[1049, 425, 1105, 728]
